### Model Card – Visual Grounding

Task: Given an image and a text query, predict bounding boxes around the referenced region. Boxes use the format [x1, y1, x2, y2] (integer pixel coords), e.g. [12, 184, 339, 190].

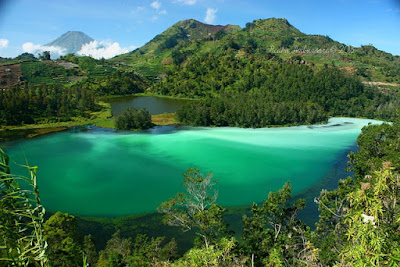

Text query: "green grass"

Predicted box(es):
[151, 113, 177, 125]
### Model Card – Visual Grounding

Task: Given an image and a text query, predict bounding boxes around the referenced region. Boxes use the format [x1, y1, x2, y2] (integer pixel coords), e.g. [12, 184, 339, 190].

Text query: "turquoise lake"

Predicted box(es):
[2, 117, 382, 216]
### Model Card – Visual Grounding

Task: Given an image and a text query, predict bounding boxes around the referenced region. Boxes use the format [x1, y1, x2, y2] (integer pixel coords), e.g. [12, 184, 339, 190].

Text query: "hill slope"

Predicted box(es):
[111, 19, 241, 78]
[112, 18, 400, 84]
[46, 31, 94, 54]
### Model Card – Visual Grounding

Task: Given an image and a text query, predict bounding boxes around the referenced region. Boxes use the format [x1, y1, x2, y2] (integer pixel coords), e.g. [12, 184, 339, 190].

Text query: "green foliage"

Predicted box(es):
[242, 182, 317, 265]
[97, 230, 178, 266]
[214, 29, 226, 40]
[175, 237, 247, 266]
[156, 51, 396, 127]
[113, 18, 400, 84]
[20, 61, 73, 85]
[176, 93, 327, 127]
[158, 168, 229, 248]
[0, 148, 48, 266]
[171, 49, 192, 65]
[348, 120, 400, 179]
[0, 83, 98, 126]
[114, 107, 153, 131]
[340, 162, 400, 265]
[14, 52, 37, 61]
[18, 54, 149, 97]
[97, 230, 132, 267]
[159, 35, 180, 50]
[83, 234, 98, 266]
[315, 119, 400, 265]
[88, 71, 148, 96]
[39, 51, 51, 61]
[44, 212, 82, 267]
[349, 45, 400, 83]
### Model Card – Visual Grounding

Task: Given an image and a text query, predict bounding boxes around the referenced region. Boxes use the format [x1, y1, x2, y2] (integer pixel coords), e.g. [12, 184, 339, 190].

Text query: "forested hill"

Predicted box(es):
[161, 53, 398, 127]
[111, 17, 399, 127]
[112, 18, 400, 85]
[1, 18, 399, 128]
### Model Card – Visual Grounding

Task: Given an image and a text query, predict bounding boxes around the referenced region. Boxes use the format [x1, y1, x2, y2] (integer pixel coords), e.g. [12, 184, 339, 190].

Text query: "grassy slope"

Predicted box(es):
[112, 18, 400, 85]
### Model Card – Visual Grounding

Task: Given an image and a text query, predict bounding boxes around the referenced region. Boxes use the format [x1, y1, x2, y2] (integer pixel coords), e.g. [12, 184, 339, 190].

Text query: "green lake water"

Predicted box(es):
[2, 118, 382, 217]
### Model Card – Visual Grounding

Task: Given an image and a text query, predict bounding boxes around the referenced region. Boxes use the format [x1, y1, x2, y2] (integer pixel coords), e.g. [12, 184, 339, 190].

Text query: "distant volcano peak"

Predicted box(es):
[46, 31, 94, 54]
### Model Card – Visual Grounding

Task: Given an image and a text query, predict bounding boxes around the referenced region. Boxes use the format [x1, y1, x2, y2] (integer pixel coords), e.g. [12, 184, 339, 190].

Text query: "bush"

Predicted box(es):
[114, 107, 153, 130]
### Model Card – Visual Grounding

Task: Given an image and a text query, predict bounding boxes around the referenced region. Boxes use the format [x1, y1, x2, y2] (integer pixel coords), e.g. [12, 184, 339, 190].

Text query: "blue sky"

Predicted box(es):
[0, 0, 399, 58]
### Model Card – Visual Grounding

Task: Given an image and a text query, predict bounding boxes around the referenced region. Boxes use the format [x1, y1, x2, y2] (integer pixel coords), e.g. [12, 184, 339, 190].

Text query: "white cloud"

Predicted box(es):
[151, 0, 161, 10]
[159, 9, 167, 15]
[204, 8, 217, 24]
[77, 40, 131, 59]
[22, 42, 66, 58]
[131, 6, 145, 14]
[175, 0, 197, 5]
[0, 39, 9, 49]
[386, 8, 400, 13]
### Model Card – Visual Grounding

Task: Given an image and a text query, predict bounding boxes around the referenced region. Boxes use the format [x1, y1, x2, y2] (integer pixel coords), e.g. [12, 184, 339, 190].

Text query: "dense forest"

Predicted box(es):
[176, 93, 328, 127]
[76, 70, 147, 96]
[1, 119, 399, 266]
[0, 84, 97, 125]
[154, 52, 398, 127]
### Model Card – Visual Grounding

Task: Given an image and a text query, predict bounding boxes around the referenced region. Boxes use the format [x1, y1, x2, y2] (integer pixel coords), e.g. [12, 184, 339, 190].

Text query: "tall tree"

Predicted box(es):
[242, 182, 316, 265]
[158, 168, 228, 248]
[39, 51, 51, 60]
[43, 212, 82, 267]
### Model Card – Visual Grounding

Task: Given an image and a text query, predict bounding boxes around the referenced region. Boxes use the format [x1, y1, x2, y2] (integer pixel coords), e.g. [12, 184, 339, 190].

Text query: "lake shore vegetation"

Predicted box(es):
[1, 119, 399, 266]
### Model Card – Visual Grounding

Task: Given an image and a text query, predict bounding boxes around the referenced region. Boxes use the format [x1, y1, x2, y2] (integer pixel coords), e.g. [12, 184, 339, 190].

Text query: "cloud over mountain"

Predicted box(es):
[77, 40, 132, 59]
[22, 42, 66, 58]
[20, 32, 131, 59]
[205, 8, 217, 24]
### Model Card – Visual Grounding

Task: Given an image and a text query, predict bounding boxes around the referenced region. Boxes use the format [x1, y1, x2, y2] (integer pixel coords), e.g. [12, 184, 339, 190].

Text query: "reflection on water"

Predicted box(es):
[108, 96, 189, 115]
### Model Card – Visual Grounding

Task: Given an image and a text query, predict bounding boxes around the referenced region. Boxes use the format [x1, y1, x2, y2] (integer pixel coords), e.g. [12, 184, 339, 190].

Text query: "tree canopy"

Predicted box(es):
[114, 107, 153, 131]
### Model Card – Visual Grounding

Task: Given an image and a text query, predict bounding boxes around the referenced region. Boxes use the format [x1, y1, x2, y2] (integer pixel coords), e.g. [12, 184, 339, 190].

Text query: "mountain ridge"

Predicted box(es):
[111, 18, 399, 84]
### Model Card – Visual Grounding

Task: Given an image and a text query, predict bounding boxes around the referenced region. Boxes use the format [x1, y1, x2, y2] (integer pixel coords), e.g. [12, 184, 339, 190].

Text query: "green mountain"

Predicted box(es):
[46, 31, 94, 54]
[112, 18, 400, 84]
[111, 19, 241, 78]
[111, 18, 400, 127]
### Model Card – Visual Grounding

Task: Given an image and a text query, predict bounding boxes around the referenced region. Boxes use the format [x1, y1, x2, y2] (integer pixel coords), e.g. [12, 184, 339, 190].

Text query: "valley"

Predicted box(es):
[1, 10, 400, 266]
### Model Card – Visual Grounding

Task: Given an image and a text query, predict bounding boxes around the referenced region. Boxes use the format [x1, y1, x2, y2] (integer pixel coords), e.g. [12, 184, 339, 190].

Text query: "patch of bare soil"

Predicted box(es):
[0, 64, 22, 89]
